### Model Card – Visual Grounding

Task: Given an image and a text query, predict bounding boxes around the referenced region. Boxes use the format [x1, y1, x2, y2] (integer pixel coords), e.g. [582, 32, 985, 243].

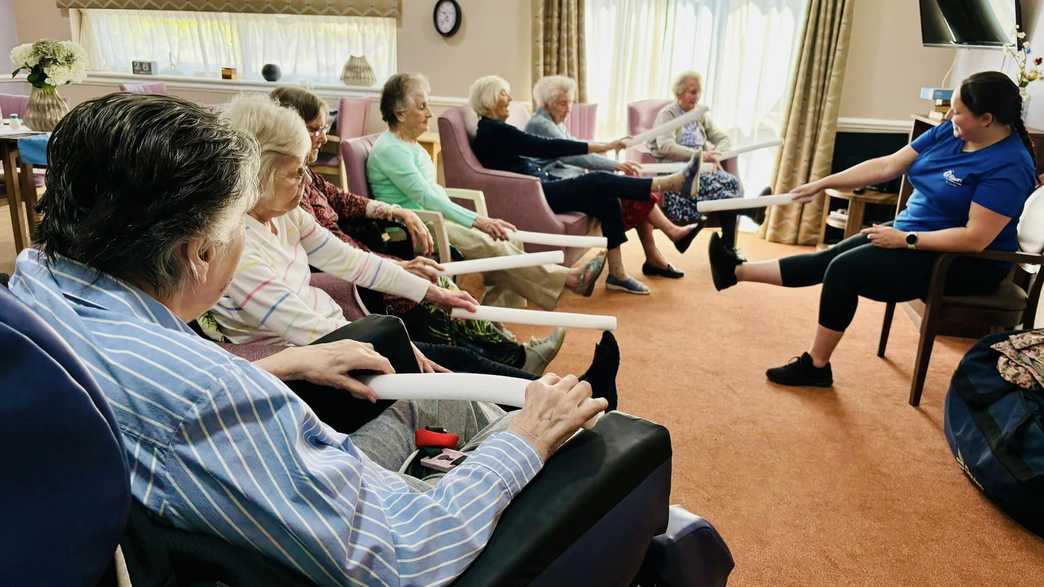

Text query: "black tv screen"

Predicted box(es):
[920, 0, 1021, 49]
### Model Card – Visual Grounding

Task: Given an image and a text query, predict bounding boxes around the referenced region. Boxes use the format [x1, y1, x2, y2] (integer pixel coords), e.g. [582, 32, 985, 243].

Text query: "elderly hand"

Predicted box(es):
[788, 180, 825, 204]
[255, 340, 394, 402]
[412, 343, 450, 373]
[398, 257, 443, 282]
[508, 374, 608, 462]
[394, 209, 434, 256]
[702, 150, 722, 164]
[473, 216, 517, 241]
[589, 137, 630, 154]
[861, 224, 907, 249]
[424, 284, 479, 312]
[615, 161, 642, 176]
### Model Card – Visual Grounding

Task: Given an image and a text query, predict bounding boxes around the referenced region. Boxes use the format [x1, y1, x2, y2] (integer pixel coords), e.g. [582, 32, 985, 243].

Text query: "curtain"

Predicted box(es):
[57, 0, 401, 18]
[533, 0, 587, 102]
[78, 9, 396, 85]
[761, 0, 854, 244]
[585, 0, 806, 196]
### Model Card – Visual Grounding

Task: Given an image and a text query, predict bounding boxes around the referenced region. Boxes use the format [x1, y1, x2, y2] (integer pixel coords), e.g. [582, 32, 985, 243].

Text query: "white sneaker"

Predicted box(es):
[522, 327, 567, 375]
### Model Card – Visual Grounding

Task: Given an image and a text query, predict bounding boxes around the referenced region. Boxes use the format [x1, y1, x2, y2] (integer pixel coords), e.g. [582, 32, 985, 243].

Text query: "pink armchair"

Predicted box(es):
[0, 93, 29, 118]
[565, 103, 598, 141]
[119, 82, 168, 94]
[626, 99, 671, 164]
[438, 105, 596, 266]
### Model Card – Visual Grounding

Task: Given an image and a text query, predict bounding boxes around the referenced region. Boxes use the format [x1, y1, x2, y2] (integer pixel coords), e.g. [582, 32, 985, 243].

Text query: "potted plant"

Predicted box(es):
[10, 39, 88, 131]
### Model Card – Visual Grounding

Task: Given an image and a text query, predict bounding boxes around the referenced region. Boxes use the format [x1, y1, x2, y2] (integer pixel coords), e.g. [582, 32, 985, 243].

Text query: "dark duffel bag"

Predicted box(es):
[945, 331, 1044, 536]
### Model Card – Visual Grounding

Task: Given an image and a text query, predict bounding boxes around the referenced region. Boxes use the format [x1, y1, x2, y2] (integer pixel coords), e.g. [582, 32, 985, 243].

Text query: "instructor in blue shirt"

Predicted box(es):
[706, 71, 1036, 387]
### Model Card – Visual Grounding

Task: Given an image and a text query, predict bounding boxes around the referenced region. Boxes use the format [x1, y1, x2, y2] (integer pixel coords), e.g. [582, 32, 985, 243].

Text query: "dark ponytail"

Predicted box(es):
[959, 71, 1036, 169]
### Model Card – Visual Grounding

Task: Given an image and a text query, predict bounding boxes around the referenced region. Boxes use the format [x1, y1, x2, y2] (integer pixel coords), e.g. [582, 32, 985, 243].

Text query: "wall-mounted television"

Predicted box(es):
[919, 0, 1022, 49]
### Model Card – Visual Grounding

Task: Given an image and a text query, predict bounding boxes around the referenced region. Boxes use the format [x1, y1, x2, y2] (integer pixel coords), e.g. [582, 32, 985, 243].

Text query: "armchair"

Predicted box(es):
[565, 103, 599, 141]
[438, 105, 597, 266]
[878, 186, 1044, 406]
[119, 82, 168, 94]
[0, 284, 734, 587]
[627, 99, 672, 164]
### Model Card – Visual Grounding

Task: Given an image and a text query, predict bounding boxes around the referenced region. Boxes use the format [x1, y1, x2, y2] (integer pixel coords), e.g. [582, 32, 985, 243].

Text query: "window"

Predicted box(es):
[585, 0, 807, 192]
[77, 9, 396, 85]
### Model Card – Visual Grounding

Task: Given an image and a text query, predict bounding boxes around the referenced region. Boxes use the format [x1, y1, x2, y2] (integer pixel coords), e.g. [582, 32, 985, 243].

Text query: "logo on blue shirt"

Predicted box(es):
[943, 169, 963, 187]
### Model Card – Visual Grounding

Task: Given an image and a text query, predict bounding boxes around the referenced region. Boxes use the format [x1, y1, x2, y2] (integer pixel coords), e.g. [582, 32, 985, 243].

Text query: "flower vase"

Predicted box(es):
[24, 86, 68, 132]
[1020, 86, 1032, 121]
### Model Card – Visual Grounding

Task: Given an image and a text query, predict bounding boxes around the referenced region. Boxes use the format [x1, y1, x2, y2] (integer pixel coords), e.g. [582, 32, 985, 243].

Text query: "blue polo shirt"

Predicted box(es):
[893, 120, 1035, 251]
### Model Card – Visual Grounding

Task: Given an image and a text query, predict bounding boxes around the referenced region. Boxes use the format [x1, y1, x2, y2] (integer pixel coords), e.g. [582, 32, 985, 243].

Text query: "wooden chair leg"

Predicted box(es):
[909, 326, 936, 407]
[877, 302, 895, 357]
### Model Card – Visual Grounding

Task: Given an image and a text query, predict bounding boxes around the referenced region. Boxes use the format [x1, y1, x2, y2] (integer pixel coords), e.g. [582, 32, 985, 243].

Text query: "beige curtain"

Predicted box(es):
[532, 0, 586, 102]
[761, 0, 854, 245]
[56, 0, 401, 17]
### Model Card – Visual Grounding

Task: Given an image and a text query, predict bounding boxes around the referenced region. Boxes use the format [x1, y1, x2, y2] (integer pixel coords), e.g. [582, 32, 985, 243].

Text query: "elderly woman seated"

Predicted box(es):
[367, 73, 606, 309]
[269, 86, 564, 375]
[469, 75, 698, 295]
[651, 70, 752, 256]
[526, 75, 701, 279]
[8, 92, 609, 585]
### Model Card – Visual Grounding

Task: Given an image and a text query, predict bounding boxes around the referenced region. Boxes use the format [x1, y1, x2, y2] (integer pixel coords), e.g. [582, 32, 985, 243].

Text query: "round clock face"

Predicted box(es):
[435, 0, 461, 36]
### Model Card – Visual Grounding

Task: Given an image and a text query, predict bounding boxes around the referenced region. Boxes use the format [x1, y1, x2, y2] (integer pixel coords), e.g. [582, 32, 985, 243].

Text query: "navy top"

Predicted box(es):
[893, 120, 1035, 251]
[473, 116, 588, 178]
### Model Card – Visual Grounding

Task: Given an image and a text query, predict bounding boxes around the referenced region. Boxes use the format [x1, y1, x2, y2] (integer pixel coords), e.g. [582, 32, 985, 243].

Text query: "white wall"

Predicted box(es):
[0, 0, 19, 67]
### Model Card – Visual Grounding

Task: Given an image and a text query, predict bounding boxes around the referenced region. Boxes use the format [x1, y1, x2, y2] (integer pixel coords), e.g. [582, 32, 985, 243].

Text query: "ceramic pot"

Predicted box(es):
[24, 85, 68, 132]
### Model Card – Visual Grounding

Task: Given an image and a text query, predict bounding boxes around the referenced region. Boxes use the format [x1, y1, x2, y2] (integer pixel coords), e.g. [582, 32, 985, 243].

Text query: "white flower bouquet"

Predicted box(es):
[10, 39, 88, 88]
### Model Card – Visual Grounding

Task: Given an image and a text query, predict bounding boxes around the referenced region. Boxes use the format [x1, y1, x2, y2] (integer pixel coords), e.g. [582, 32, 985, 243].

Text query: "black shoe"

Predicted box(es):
[708, 232, 741, 291]
[580, 331, 620, 411]
[680, 152, 702, 198]
[674, 216, 706, 254]
[746, 186, 773, 226]
[730, 247, 747, 263]
[766, 352, 833, 387]
[642, 262, 685, 278]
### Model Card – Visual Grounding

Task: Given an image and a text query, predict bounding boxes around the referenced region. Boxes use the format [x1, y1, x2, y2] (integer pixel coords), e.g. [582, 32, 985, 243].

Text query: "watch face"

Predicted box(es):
[435, 1, 460, 36]
[906, 233, 917, 245]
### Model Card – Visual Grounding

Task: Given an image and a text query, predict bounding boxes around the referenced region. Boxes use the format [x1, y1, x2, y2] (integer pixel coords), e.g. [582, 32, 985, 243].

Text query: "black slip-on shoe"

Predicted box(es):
[766, 352, 834, 388]
[708, 232, 741, 291]
[642, 262, 685, 278]
[674, 216, 706, 254]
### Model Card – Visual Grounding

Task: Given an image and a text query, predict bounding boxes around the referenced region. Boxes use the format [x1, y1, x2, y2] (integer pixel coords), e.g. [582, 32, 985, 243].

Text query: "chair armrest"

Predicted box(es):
[324, 134, 341, 144]
[944, 249, 1044, 266]
[446, 187, 489, 218]
[413, 209, 453, 263]
[453, 412, 672, 586]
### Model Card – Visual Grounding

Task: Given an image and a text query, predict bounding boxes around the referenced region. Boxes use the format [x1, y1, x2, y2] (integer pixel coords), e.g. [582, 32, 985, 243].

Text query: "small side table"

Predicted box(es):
[818, 188, 899, 245]
[418, 130, 443, 184]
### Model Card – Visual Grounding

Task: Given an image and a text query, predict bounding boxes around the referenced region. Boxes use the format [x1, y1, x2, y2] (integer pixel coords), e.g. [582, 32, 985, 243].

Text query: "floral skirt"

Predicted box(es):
[661, 169, 742, 225]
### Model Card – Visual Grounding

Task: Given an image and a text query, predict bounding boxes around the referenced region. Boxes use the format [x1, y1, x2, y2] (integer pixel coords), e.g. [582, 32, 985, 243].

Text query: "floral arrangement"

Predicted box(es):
[1006, 26, 1043, 89]
[10, 40, 88, 89]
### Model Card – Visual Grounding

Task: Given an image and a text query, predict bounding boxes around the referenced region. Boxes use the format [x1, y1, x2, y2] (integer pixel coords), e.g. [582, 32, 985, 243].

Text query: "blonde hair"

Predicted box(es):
[468, 75, 511, 118]
[672, 70, 704, 97]
[532, 75, 576, 109]
[222, 94, 311, 203]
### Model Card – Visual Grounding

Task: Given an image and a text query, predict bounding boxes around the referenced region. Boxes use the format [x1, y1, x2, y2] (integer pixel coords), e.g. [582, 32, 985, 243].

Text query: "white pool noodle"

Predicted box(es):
[715, 139, 783, 161]
[697, 193, 796, 213]
[438, 251, 564, 276]
[639, 162, 686, 175]
[623, 106, 708, 147]
[510, 231, 608, 248]
[362, 373, 528, 407]
[451, 306, 617, 330]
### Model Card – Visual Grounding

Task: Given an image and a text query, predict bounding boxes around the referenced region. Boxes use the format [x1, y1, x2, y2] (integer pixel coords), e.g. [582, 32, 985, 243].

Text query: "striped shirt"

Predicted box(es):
[211, 208, 430, 346]
[9, 249, 544, 586]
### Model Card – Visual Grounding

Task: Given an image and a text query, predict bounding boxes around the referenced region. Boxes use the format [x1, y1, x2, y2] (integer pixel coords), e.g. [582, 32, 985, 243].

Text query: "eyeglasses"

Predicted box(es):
[306, 125, 327, 137]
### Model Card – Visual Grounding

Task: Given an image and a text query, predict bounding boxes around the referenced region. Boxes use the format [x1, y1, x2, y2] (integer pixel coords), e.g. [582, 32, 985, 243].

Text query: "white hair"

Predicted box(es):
[672, 70, 704, 97]
[468, 75, 511, 118]
[222, 94, 311, 205]
[532, 75, 576, 109]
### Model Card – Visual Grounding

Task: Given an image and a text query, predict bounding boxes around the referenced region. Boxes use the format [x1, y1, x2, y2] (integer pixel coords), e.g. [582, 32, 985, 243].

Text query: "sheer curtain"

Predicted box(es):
[586, 0, 806, 192]
[78, 9, 396, 85]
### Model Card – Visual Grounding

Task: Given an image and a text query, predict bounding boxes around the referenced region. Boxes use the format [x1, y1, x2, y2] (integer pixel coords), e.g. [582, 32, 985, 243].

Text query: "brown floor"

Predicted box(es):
[2, 210, 1042, 584]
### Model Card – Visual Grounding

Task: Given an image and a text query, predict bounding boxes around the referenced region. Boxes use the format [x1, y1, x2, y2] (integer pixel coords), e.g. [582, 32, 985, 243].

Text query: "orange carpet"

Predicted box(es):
[507, 231, 1044, 586]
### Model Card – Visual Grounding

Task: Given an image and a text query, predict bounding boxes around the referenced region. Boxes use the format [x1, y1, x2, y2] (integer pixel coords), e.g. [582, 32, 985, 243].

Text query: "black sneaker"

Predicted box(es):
[766, 353, 833, 387]
[707, 232, 741, 291]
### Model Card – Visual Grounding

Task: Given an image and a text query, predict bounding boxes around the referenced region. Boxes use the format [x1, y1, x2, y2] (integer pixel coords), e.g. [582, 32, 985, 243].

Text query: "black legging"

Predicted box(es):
[541, 171, 653, 249]
[778, 233, 1010, 332]
[288, 315, 535, 433]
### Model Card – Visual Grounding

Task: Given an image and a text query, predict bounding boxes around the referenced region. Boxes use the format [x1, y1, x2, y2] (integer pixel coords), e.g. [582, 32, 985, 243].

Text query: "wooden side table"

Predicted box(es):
[418, 130, 443, 184]
[818, 188, 899, 245]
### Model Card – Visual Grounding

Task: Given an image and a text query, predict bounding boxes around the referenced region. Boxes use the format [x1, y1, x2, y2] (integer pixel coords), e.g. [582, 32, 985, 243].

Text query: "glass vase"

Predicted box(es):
[1020, 86, 1031, 121]
[24, 85, 69, 132]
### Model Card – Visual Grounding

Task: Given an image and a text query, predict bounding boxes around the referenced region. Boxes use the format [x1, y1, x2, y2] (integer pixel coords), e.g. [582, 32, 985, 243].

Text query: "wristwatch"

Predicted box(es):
[905, 232, 919, 250]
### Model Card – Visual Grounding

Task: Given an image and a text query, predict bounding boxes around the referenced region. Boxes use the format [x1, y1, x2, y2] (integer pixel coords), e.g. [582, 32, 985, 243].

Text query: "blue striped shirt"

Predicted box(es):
[10, 249, 544, 586]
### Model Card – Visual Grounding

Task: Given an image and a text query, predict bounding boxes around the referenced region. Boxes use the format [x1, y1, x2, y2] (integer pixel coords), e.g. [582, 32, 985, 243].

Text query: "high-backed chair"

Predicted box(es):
[565, 102, 599, 140]
[336, 97, 370, 139]
[627, 99, 671, 163]
[878, 185, 1044, 406]
[0, 92, 30, 117]
[438, 105, 596, 265]
[344, 132, 488, 263]
[119, 82, 168, 94]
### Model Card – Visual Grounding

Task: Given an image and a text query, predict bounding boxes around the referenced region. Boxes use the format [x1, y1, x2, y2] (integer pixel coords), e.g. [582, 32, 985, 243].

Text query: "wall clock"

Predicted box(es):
[434, 0, 462, 37]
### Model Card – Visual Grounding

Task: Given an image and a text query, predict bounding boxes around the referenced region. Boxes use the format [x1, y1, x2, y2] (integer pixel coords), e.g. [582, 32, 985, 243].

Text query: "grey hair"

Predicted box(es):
[532, 75, 576, 109]
[223, 94, 311, 205]
[36, 93, 260, 298]
[672, 70, 704, 97]
[379, 73, 431, 128]
[468, 75, 511, 118]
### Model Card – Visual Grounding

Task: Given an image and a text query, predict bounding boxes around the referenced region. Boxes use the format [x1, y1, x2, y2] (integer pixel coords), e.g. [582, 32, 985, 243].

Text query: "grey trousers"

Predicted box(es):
[350, 399, 512, 489]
